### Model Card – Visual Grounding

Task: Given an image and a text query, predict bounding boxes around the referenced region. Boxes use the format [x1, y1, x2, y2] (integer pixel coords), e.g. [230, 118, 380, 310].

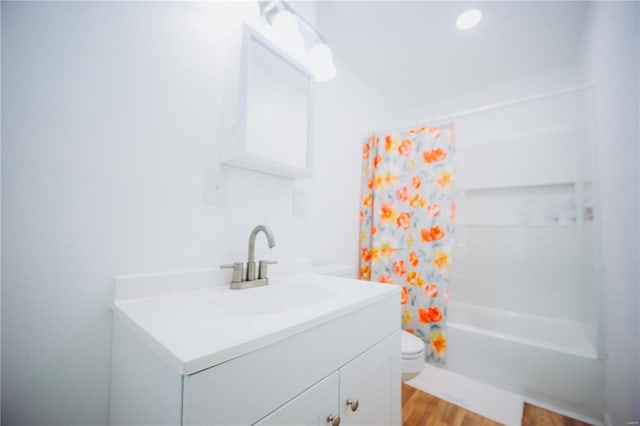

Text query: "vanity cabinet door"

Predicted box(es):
[254, 372, 339, 426]
[339, 332, 401, 426]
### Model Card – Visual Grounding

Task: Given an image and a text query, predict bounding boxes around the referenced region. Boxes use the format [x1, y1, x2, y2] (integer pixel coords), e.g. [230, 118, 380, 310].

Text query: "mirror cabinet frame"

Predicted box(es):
[222, 24, 315, 179]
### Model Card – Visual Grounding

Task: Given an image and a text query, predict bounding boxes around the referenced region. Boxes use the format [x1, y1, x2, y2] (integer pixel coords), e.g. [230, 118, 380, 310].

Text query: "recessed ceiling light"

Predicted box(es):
[456, 9, 482, 31]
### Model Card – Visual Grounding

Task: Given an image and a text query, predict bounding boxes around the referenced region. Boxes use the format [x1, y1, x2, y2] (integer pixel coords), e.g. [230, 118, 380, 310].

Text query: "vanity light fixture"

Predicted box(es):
[308, 42, 336, 82]
[456, 9, 482, 31]
[270, 9, 306, 59]
[259, 1, 337, 82]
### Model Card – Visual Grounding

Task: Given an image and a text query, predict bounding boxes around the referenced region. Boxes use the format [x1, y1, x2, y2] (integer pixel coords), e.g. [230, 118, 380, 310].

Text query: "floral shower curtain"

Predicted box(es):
[359, 123, 456, 364]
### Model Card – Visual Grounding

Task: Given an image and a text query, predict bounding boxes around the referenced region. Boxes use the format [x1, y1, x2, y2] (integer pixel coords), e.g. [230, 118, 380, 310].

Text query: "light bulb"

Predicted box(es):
[287, 33, 306, 60]
[308, 42, 336, 81]
[271, 10, 298, 38]
[308, 43, 331, 66]
[271, 10, 305, 60]
[316, 62, 336, 82]
[456, 9, 482, 31]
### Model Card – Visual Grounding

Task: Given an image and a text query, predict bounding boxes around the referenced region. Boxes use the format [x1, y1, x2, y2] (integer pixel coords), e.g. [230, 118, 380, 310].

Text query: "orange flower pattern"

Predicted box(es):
[409, 193, 426, 208]
[412, 175, 421, 190]
[398, 139, 413, 157]
[380, 202, 395, 222]
[359, 125, 456, 364]
[396, 186, 409, 203]
[420, 226, 445, 243]
[360, 265, 371, 280]
[384, 135, 396, 152]
[418, 306, 443, 323]
[423, 147, 448, 164]
[361, 247, 372, 263]
[409, 251, 419, 267]
[378, 274, 393, 284]
[430, 331, 447, 355]
[407, 271, 425, 287]
[425, 283, 439, 298]
[394, 260, 407, 277]
[374, 155, 382, 169]
[396, 212, 411, 230]
[427, 203, 441, 217]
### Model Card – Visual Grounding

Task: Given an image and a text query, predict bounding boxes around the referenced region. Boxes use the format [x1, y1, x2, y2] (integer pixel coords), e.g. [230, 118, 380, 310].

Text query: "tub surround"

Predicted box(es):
[109, 259, 402, 425]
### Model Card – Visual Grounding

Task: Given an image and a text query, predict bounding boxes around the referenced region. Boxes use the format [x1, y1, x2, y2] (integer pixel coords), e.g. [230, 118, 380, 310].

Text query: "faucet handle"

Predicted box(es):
[220, 262, 244, 283]
[258, 260, 277, 280]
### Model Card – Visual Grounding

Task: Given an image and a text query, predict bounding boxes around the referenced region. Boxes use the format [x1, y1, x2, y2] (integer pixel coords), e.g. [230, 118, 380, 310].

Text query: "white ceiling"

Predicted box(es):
[316, 1, 589, 106]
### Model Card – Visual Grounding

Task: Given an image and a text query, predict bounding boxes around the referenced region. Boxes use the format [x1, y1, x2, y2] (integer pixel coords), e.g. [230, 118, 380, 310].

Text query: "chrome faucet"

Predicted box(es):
[247, 225, 275, 281]
[220, 225, 277, 289]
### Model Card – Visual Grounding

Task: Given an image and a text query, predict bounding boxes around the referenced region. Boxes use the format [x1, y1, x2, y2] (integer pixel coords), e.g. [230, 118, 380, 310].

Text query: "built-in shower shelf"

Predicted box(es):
[455, 180, 594, 227]
[456, 180, 591, 195]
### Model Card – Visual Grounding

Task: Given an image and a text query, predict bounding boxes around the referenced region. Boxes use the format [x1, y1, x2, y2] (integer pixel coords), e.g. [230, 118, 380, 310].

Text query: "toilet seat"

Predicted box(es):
[402, 351, 424, 361]
[400, 330, 425, 381]
[401, 330, 425, 357]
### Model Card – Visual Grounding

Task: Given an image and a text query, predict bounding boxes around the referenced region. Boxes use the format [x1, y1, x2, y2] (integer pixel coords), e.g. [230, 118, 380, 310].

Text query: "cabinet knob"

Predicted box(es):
[327, 414, 341, 426]
[346, 399, 359, 412]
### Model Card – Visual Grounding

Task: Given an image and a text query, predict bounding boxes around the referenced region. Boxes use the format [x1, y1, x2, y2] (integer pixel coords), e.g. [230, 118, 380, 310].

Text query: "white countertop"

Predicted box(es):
[111, 262, 399, 375]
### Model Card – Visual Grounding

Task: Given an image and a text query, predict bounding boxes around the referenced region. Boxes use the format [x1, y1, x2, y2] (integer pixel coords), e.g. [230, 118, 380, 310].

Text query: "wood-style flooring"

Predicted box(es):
[402, 383, 593, 426]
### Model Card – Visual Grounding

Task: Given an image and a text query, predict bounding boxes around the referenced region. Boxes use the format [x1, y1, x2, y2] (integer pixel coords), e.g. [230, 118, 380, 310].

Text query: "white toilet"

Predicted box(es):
[314, 264, 426, 381]
[400, 329, 425, 381]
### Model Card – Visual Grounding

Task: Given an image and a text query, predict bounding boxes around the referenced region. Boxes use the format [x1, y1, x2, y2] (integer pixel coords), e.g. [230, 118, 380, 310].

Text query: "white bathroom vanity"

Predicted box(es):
[109, 261, 401, 425]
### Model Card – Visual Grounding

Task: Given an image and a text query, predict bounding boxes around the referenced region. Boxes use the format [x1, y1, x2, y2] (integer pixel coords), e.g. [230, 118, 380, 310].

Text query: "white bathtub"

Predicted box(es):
[445, 301, 604, 421]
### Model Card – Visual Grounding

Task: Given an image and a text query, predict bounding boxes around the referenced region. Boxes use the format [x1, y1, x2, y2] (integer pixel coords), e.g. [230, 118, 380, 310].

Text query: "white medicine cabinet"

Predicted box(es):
[222, 24, 315, 179]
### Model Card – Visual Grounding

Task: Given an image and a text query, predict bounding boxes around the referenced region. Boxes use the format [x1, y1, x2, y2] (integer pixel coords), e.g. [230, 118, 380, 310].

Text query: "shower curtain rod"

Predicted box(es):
[380, 84, 594, 134]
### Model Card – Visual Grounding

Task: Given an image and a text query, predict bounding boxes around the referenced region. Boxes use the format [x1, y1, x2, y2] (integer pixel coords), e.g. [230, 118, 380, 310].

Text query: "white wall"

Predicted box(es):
[310, 10, 396, 271]
[309, 53, 393, 268]
[581, 2, 640, 425]
[395, 64, 585, 125]
[0, 2, 387, 425]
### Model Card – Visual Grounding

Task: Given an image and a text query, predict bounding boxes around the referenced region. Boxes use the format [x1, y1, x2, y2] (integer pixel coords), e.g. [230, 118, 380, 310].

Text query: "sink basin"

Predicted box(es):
[208, 283, 340, 315]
